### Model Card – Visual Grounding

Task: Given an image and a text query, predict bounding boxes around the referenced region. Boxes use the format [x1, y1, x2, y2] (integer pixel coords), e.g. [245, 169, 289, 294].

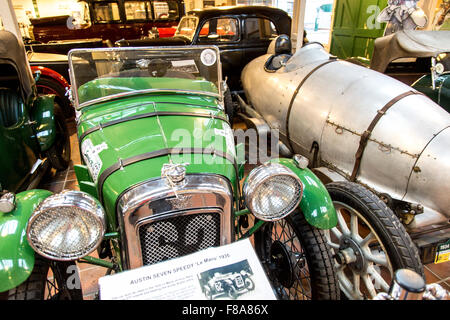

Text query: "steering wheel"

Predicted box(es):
[147, 59, 171, 77]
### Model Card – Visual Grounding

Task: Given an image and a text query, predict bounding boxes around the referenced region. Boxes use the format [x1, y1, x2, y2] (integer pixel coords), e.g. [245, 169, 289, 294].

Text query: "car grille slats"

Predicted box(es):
[138, 212, 221, 266]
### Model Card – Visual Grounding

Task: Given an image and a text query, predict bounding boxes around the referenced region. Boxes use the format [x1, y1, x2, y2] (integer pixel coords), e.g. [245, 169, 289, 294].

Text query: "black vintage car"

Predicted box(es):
[116, 6, 292, 91]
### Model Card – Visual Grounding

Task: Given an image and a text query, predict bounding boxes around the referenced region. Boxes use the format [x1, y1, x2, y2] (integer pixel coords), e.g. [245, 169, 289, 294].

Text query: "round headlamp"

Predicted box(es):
[243, 163, 303, 221]
[27, 190, 106, 261]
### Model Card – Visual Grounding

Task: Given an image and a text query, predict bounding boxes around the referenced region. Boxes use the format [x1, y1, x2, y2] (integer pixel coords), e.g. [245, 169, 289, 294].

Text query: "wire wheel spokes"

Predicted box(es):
[326, 202, 393, 300]
[45, 263, 61, 300]
[268, 218, 312, 300]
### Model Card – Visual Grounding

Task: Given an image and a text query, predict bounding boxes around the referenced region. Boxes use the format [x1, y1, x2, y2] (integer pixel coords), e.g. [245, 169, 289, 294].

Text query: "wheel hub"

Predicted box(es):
[335, 236, 366, 273]
[269, 240, 304, 288]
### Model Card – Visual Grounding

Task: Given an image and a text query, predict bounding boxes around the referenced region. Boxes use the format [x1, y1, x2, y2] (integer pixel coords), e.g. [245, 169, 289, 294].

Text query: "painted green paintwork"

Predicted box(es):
[268, 158, 338, 230]
[78, 77, 218, 105]
[412, 74, 450, 113]
[74, 164, 93, 183]
[77, 82, 236, 232]
[0, 189, 52, 292]
[31, 95, 56, 152]
[80, 255, 115, 269]
[330, 0, 388, 60]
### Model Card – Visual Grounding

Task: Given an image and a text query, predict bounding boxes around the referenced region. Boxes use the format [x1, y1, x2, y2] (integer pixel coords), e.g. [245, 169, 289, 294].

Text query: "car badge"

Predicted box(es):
[161, 162, 189, 187]
[166, 195, 193, 210]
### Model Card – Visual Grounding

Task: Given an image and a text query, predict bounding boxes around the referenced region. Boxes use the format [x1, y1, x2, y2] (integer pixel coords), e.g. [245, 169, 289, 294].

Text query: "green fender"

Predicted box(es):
[32, 95, 56, 152]
[0, 189, 52, 292]
[269, 158, 337, 230]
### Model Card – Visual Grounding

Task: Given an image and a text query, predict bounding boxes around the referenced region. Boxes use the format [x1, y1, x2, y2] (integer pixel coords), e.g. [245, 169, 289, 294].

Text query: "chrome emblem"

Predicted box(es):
[166, 195, 193, 210]
[161, 162, 189, 186]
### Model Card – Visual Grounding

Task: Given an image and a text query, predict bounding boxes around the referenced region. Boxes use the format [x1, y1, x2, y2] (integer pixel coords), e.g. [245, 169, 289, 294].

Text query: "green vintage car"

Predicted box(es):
[0, 31, 72, 299]
[1, 45, 340, 300]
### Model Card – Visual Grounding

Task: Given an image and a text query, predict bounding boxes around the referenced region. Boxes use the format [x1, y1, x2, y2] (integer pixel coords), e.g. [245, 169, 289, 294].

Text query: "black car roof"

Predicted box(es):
[187, 6, 291, 34]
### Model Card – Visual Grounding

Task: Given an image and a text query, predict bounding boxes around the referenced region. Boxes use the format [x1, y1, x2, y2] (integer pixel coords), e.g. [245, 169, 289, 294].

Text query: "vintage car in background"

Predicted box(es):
[115, 6, 292, 91]
[0, 45, 342, 300]
[29, 0, 185, 48]
[0, 31, 71, 190]
[0, 31, 72, 299]
[240, 35, 450, 299]
[370, 30, 450, 113]
[24, 37, 105, 55]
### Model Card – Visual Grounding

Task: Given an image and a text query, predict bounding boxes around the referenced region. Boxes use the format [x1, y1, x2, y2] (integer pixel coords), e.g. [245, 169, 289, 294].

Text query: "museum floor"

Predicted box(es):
[16, 118, 450, 299]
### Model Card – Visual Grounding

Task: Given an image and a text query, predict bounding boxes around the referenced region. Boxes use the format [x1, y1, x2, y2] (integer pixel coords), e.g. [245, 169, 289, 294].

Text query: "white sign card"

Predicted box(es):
[99, 238, 276, 300]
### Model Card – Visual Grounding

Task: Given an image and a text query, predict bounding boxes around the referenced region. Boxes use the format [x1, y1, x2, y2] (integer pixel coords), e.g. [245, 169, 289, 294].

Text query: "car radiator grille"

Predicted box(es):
[138, 212, 221, 266]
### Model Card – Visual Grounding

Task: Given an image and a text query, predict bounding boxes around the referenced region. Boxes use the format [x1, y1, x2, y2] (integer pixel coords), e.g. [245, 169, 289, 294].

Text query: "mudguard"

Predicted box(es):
[269, 158, 337, 230]
[30, 66, 70, 91]
[0, 189, 52, 292]
[32, 94, 56, 152]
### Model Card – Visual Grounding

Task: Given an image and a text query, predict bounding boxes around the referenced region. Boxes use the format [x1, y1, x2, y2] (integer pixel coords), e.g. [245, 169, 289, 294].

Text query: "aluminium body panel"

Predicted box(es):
[241, 44, 450, 231]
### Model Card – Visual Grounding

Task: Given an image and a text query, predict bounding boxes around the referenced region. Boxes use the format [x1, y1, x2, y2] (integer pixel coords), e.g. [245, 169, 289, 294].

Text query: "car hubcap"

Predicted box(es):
[264, 219, 311, 299]
[270, 240, 300, 287]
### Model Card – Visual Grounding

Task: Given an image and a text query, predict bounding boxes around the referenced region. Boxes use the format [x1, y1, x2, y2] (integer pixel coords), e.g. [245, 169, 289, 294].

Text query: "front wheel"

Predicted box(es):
[244, 278, 255, 291]
[8, 255, 82, 300]
[325, 182, 424, 300]
[254, 210, 340, 300]
[227, 285, 238, 300]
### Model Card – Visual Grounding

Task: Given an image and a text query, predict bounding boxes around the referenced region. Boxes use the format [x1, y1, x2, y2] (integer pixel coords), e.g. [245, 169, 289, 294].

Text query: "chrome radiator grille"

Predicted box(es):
[117, 175, 233, 270]
[139, 212, 221, 266]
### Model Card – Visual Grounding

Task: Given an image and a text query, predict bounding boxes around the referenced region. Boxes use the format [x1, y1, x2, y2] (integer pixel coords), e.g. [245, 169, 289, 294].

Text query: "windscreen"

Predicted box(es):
[175, 16, 198, 40]
[69, 46, 222, 108]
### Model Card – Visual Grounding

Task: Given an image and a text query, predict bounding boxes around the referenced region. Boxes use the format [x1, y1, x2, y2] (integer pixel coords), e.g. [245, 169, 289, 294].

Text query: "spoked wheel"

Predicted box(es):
[254, 210, 339, 300]
[325, 182, 424, 300]
[8, 255, 82, 300]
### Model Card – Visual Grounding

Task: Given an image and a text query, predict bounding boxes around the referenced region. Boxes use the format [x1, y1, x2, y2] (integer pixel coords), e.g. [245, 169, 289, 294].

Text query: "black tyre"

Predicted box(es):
[254, 210, 340, 300]
[204, 286, 213, 300]
[8, 255, 82, 300]
[244, 278, 255, 291]
[227, 286, 238, 300]
[224, 88, 234, 126]
[46, 103, 71, 171]
[325, 181, 424, 300]
[36, 77, 74, 118]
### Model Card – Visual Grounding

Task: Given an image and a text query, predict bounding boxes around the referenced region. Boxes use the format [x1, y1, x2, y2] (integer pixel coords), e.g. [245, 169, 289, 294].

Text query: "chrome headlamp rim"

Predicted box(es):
[26, 190, 106, 261]
[243, 163, 303, 221]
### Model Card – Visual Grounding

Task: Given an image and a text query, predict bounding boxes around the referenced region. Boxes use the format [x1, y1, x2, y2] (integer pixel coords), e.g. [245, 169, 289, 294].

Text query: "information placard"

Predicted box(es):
[99, 239, 276, 300]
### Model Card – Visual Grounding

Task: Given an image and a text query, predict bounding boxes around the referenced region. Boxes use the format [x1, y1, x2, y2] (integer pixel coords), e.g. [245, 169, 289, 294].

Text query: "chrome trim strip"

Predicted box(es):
[116, 174, 234, 269]
[79, 111, 229, 141]
[97, 147, 238, 203]
[78, 89, 220, 109]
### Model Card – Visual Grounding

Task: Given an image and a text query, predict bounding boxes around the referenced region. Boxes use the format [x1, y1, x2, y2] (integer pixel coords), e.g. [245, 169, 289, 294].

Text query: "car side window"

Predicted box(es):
[93, 2, 121, 22]
[124, 1, 152, 20]
[153, 1, 180, 20]
[245, 17, 278, 41]
[198, 17, 239, 42]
